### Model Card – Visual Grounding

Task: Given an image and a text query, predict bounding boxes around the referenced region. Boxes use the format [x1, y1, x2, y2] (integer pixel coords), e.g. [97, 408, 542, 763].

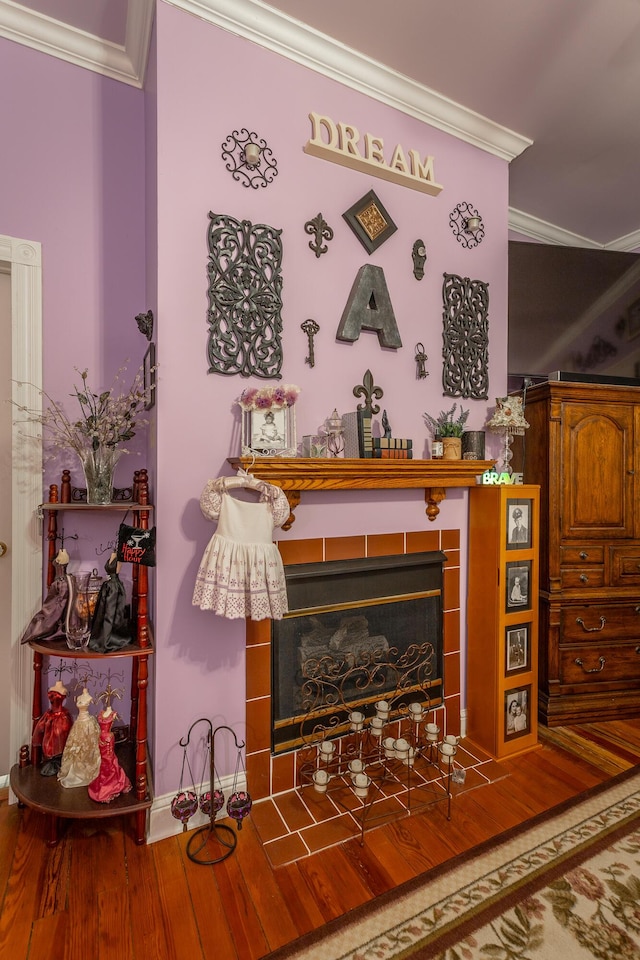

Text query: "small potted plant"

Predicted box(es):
[423, 403, 469, 459]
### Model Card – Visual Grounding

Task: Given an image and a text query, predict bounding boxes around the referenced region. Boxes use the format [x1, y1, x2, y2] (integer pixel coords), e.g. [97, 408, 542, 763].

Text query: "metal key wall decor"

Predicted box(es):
[206, 213, 283, 379]
[441, 273, 489, 400]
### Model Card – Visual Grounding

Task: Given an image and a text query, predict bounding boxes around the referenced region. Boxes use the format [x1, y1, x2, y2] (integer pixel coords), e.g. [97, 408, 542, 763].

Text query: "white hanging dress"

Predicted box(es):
[192, 475, 290, 620]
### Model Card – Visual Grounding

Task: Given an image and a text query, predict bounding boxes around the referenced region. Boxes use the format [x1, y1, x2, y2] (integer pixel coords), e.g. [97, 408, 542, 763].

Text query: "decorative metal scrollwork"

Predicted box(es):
[206, 212, 283, 379]
[304, 213, 333, 258]
[449, 202, 485, 248]
[441, 273, 489, 399]
[221, 128, 278, 189]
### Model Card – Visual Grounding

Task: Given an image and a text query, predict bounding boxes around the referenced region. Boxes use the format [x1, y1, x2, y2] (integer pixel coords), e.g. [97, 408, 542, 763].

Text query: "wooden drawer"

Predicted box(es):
[560, 545, 604, 565]
[560, 643, 640, 684]
[610, 547, 640, 588]
[561, 603, 640, 642]
[560, 567, 605, 589]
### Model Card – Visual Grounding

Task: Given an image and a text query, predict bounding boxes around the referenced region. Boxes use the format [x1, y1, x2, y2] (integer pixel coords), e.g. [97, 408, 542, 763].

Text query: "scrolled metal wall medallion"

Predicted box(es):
[221, 129, 278, 189]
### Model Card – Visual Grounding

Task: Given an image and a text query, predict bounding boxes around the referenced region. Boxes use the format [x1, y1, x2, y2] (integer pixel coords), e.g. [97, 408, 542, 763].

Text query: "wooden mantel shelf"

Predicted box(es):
[227, 457, 495, 528]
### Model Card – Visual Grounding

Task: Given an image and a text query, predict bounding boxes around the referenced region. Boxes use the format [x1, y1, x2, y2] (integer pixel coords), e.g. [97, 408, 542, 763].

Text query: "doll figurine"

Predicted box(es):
[88, 706, 132, 803]
[58, 687, 101, 788]
[32, 679, 73, 776]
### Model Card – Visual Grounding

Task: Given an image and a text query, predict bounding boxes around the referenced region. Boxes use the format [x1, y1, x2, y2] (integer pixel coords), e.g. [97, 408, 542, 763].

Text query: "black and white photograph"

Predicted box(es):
[505, 623, 530, 674]
[251, 407, 287, 451]
[505, 685, 531, 739]
[505, 561, 531, 612]
[506, 498, 532, 550]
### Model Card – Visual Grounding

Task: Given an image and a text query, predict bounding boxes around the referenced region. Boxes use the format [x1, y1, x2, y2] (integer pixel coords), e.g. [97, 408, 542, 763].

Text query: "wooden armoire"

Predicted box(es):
[523, 379, 640, 725]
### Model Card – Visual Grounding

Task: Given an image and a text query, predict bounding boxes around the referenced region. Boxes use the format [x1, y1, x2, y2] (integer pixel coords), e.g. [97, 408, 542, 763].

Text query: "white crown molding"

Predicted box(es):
[0, 0, 154, 87]
[508, 208, 603, 249]
[605, 228, 640, 253]
[167, 0, 531, 163]
[509, 207, 640, 253]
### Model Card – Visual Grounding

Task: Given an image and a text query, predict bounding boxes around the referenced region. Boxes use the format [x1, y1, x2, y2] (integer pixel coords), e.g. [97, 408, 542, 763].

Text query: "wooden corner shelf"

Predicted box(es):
[227, 457, 495, 527]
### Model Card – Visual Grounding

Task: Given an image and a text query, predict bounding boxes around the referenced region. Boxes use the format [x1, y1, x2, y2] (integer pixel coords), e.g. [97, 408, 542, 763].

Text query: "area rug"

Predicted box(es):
[265, 767, 640, 960]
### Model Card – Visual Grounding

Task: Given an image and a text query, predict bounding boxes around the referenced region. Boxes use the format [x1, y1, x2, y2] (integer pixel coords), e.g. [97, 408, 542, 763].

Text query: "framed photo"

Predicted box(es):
[143, 342, 156, 410]
[505, 623, 530, 674]
[504, 685, 531, 740]
[506, 498, 532, 550]
[505, 560, 531, 613]
[342, 189, 398, 254]
[242, 405, 297, 458]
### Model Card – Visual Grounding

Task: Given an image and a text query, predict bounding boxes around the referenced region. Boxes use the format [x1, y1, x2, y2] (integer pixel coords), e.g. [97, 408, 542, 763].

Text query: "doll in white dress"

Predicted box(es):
[58, 687, 101, 788]
[192, 474, 290, 620]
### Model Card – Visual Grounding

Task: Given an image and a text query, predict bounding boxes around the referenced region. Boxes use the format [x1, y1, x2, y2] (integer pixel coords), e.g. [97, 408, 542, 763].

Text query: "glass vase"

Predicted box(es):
[65, 571, 92, 650]
[79, 445, 122, 504]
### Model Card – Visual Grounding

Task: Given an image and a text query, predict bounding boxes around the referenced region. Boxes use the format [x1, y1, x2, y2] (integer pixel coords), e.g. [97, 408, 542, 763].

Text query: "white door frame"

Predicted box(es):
[1, 234, 43, 788]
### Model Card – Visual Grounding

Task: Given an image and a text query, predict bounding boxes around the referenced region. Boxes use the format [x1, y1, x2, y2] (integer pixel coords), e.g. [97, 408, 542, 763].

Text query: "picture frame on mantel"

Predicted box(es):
[242, 405, 297, 458]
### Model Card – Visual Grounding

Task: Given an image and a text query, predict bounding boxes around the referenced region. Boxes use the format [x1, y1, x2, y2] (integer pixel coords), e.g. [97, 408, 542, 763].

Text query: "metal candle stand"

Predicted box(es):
[179, 719, 246, 865]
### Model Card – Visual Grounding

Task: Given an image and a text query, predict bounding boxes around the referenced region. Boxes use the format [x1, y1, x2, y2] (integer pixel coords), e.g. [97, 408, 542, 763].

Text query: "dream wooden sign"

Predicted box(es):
[304, 112, 443, 196]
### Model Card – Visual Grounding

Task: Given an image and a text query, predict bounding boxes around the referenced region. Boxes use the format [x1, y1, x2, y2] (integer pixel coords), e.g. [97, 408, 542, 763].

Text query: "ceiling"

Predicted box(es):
[3, 0, 640, 251]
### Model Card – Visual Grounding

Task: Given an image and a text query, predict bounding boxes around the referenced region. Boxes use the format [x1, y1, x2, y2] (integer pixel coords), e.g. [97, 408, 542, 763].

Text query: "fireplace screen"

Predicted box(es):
[272, 552, 445, 754]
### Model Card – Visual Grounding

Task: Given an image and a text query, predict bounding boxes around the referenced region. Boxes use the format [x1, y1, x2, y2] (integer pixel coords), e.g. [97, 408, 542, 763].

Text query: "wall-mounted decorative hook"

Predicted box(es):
[135, 310, 154, 340]
[412, 240, 427, 280]
[304, 213, 334, 258]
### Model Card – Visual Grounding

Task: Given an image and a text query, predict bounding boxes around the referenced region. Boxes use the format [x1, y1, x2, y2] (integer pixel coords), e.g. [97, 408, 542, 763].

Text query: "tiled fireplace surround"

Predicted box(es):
[243, 527, 498, 864]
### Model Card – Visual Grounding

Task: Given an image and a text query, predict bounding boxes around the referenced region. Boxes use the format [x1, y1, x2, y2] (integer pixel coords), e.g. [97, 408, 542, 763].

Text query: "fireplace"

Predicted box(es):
[245, 528, 461, 803]
[272, 552, 445, 754]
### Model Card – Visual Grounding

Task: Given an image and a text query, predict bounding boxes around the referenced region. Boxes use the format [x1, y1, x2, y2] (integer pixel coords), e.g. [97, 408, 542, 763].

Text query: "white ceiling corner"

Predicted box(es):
[0, 0, 154, 87]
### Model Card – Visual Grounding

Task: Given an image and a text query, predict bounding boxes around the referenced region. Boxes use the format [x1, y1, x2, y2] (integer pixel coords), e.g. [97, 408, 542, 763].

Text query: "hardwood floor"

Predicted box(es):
[1, 720, 638, 960]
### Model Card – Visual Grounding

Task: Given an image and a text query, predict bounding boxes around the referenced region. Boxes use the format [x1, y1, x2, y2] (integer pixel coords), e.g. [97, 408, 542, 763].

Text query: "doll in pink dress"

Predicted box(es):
[88, 706, 132, 803]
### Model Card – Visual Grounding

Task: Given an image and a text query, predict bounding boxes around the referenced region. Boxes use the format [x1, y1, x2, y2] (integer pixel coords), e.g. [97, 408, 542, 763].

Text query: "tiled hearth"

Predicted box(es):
[251, 735, 506, 867]
[244, 528, 506, 865]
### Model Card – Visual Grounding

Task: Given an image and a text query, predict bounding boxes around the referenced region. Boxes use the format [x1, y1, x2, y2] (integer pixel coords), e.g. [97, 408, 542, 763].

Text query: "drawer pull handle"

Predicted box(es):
[574, 656, 606, 674]
[579, 574, 589, 583]
[580, 551, 588, 560]
[575, 616, 605, 632]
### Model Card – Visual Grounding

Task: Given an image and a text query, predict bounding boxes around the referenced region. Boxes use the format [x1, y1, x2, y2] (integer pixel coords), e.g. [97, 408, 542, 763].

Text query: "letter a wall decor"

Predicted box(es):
[442, 272, 489, 400]
[336, 264, 402, 349]
[206, 212, 283, 379]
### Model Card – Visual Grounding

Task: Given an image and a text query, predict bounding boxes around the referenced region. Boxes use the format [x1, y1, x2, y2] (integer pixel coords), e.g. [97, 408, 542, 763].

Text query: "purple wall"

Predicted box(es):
[151, 6, 509, 793]
[2, 6, 510, 799]
[0, 37, 147, 485]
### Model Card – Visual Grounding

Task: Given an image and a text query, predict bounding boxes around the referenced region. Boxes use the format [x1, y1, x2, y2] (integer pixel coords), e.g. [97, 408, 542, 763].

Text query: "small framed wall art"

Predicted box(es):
[506, 498, 532, 550]
[343, 190, 397, 254]
[505, 560, 531, 613]
[505, 623, 530, 675]
[504, 685, 531, 740]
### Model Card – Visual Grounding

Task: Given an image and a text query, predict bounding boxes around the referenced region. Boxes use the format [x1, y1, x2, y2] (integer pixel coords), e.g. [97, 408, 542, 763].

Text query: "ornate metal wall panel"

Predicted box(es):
[206, 213, 283, 379]
[441, 273, 489, 399]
